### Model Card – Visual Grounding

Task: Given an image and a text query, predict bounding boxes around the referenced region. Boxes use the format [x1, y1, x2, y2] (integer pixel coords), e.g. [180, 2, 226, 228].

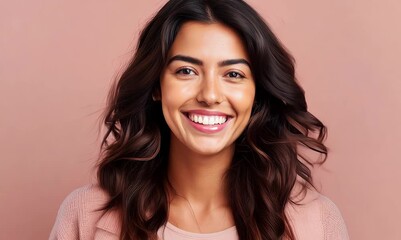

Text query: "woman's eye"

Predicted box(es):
[226, 71, 245, 79]
[176, 68, 196, 75]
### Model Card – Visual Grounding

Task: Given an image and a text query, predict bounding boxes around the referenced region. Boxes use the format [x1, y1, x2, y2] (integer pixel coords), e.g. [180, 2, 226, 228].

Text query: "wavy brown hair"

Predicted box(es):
[97, 0, 327, 239]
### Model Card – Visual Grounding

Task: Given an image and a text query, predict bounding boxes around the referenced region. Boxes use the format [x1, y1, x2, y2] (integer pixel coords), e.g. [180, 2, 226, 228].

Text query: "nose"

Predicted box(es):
[196, 75, 224, 106]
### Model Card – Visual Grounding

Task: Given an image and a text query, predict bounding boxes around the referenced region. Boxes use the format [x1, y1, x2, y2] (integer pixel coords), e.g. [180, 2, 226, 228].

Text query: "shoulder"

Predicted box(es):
[285, 187, 349, 240]
[53, 184, 109, 219]
[49, 184, 114, 240]
[58, 184, 109, 206]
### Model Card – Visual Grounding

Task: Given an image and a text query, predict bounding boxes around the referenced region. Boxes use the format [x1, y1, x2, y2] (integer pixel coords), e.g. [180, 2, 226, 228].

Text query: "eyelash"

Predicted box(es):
[175, 68, 245, 79]
[176, 68, 196, 75]
[226, 71, 245, 79]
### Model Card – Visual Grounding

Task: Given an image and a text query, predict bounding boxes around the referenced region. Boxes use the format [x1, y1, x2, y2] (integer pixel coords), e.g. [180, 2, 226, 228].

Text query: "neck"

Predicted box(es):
[167, 135, 234, 209]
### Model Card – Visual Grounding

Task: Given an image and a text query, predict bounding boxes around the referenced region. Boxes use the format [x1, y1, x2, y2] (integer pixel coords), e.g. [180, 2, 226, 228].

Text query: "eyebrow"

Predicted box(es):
[167, 55, 251, 68]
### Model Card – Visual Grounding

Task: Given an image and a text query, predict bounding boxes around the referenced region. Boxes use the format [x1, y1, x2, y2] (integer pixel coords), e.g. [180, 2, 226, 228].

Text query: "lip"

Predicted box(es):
[183, 109, 232, 117]
[182, 111, 232, 134]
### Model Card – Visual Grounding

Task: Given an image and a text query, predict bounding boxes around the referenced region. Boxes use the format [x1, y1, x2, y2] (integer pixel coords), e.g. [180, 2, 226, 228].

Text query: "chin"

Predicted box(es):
[188, 143, 231, 156]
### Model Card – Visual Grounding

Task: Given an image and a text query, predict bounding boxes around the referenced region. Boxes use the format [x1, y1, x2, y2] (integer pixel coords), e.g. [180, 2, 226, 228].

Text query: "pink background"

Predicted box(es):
[1, 0, 400, 239]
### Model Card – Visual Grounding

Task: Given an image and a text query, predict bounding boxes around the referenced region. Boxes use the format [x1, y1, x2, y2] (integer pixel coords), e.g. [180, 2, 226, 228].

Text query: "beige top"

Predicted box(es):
[49, 184, 349, 240]
[158, 222, 238, 239]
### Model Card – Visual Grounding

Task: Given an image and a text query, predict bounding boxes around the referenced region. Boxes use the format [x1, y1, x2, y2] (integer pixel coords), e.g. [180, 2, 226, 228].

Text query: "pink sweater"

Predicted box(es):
[49, 184, 349, 240]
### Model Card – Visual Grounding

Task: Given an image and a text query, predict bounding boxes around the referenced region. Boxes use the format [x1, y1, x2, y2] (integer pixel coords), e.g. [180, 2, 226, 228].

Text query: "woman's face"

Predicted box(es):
[160, 21, 255, 155]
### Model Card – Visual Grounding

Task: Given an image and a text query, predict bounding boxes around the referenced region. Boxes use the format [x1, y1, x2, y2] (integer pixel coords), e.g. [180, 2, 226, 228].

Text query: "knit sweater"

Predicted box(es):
[49, 184, 349, 240]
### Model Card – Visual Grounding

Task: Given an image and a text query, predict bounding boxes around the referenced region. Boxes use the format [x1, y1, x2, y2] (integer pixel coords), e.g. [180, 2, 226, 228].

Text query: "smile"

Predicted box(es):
[188, 113, 227, 125]
[183, 110, 232, 134]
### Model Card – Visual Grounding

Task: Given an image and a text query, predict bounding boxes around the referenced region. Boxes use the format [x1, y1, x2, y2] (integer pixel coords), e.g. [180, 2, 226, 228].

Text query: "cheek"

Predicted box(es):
[161, 82, 185, 110]
[160, 75, 196, 107]
[159, 77, 192, 129]
[228, 85, 255, 113]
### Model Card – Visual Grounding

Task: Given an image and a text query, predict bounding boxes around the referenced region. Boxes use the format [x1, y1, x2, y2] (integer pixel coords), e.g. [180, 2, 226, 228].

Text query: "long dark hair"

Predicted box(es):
[97, 0, 327, 239]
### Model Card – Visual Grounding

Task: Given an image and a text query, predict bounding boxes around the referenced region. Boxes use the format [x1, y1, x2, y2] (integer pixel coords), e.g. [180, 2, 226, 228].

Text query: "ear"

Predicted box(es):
[152, 88, 161, 101]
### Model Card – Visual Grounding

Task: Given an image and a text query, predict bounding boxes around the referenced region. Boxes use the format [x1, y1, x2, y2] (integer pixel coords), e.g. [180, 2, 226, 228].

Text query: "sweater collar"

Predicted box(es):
[96, 208, 121, 235]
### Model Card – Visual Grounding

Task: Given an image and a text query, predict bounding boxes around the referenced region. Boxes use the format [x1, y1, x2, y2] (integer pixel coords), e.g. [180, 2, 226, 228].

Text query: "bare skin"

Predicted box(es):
[167, 138, 235, 233]
[160, 21, 255, 233]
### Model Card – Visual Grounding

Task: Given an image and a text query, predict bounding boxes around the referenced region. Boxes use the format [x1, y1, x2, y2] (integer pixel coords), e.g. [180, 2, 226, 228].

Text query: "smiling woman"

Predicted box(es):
[50, 0, 349, 240]
[160, 22, 255, 156]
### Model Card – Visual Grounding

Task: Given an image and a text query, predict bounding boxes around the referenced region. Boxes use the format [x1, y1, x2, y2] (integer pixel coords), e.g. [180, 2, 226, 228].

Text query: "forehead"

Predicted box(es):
[168, 21, 249, 61]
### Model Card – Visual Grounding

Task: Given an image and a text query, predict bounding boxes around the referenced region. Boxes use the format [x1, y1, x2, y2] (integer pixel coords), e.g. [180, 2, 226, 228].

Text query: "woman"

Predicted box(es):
[50, 0, 349, 239]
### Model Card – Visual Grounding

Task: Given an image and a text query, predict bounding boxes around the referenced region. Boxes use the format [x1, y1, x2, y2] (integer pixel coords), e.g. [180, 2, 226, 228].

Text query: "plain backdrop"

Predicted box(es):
[1, 0, 400, 239]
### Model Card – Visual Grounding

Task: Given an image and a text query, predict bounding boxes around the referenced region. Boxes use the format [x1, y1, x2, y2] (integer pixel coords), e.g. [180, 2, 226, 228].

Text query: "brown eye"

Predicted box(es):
[176, 68, 196, 75]
[226, 71, 244, 79]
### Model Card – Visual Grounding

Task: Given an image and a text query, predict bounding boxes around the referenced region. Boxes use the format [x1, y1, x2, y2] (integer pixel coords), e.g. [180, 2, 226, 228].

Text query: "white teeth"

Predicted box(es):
[188, 113, 227, 125]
